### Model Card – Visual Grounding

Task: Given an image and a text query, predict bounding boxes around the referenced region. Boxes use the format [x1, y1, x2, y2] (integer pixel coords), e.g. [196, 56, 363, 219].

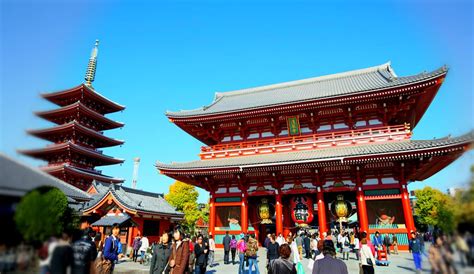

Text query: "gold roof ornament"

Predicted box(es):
[84, 40, 99, 87]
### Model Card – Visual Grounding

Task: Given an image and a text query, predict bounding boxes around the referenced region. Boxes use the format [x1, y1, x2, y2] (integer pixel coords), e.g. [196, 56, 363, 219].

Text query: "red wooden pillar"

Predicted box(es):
[401, 181, 415, 235]
[241, 193, 248, 233]
[400, 163, 415, 237]
[317, 187, 327, 238]
[275, 191, 283, 235]
[356, 166, 369, 234]
[209, 195, 216, 236]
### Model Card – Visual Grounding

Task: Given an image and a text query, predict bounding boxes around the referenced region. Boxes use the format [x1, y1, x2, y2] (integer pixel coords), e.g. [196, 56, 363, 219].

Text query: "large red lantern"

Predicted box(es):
[290, 195, 314, 227]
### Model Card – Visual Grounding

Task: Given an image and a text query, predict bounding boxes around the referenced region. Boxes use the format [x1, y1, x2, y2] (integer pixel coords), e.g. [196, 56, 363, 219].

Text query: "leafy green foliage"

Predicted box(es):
[165, 181, 208, 232]
[14, 187, 77, 243]
[454, 165, 474, 230]
[414, 186, 456, 233]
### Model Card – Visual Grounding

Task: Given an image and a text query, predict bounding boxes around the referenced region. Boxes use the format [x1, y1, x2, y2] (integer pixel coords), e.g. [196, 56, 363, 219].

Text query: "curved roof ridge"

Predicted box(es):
[215, 62, 393, 98]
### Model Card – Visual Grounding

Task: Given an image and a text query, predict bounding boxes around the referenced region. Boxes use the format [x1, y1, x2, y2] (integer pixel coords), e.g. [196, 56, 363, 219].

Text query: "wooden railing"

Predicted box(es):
[200, 124, 411, 159]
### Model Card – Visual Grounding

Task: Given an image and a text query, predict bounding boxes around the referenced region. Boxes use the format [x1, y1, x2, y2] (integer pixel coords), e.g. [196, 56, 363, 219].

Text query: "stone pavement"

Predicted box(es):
[115, 247, 474, 274]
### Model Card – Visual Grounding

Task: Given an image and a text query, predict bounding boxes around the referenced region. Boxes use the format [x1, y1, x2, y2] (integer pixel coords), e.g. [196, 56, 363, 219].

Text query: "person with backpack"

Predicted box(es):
[230, 235, 237, 264]
[97, 224, 120, 274]
[269, 244, 297, 274]
[237, 234, 247, 274]
[246, 234, 259, 274]
[50, 232, 74, 274]
[341, 232, 350, 260]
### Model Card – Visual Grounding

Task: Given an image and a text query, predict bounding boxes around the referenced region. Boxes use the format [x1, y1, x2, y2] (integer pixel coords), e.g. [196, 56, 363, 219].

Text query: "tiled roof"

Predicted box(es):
[0, 153, 91, 201]
[91, 213, 135, 227]
[83, 181, 184, 217]
[156, 131, 473, 171]
[166, 63, 447, 118]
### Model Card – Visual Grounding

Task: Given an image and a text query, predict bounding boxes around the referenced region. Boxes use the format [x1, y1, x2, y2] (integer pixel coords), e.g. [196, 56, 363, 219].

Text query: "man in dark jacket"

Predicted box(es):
[383, 233, 391, 255]
[303, 233, 311, 259]
[223, 231, 231, 264]
[72, 228, 98, 274]
[312, 240, 348, 274]
[150, 232, 171, 274]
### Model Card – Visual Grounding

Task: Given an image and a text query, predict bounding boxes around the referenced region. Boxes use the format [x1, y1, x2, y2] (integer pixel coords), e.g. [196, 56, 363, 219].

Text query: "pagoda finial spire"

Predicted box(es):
[84, 39, 99, 87]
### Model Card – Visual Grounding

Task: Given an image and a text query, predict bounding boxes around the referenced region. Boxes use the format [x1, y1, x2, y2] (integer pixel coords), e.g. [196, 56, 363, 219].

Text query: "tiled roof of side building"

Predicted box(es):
[0, 153, 91, 201]
[83, 181, 184, 216]
[156, 131, 473, 170]
[166, 63, 447, 118]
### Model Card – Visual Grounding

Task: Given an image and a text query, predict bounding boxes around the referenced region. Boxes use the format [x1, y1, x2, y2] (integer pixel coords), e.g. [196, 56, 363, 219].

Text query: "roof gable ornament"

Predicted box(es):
[84, 40, 99, 87]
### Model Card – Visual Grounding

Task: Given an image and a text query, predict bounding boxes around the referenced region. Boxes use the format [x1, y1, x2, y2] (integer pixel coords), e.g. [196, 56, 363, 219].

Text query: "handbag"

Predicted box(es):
[362, 247, 373, 266]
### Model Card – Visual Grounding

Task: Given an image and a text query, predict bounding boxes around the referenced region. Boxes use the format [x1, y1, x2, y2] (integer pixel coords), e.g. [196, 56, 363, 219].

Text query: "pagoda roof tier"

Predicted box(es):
[35, 102, 124, 130]
[42, 164, 124, 184]
[82, 181, 184, 217]
[27, 121, 124, 148]
[166, 63, 447, 121]
[41, 84, 125, 114]
[18, 141, 124, 166]
[156, 131, 473, 182]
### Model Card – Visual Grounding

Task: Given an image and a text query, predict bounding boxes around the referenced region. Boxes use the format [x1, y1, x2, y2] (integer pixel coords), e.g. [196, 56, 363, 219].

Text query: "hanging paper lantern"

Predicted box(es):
[258, 198, 272, 224]
[290, 195, 314, 227]
[330, 195, 353, 222]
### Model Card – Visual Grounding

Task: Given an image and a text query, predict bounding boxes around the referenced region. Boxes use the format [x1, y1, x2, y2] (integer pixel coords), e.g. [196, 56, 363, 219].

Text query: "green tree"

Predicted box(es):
[454, 165, 474, 230]
[14, 186, 78, 243]
[414, 186, 456, 233]
[165, 181, 202, 231]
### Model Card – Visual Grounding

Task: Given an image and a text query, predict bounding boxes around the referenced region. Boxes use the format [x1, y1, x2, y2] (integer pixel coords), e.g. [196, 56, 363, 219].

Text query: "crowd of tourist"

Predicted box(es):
[2, 225, 474, 273]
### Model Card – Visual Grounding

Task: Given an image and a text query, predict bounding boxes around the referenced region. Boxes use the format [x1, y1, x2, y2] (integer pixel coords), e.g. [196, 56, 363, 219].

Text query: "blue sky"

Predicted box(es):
[1, 0, 472, 203]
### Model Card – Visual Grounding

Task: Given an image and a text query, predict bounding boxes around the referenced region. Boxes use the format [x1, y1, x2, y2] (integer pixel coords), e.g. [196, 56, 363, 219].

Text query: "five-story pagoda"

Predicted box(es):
[157, 62, 473, 248]
[19, 40, 125, 190]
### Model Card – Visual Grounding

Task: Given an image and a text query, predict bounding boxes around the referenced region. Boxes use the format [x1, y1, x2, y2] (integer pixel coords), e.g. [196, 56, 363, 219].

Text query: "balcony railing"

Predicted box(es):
[200, 124, 411, 160]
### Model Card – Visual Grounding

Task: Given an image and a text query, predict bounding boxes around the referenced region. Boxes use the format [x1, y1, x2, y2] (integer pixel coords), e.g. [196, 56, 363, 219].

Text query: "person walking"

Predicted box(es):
[245, 234, 259, 274]
[383, 233, 391, 255]
[353, 235, 360, 261]
[303, 233, 311, 259]
[50, 232, 74, 274]
[207, 235, 215, 267]
[295, 233, 303, 259]
[223, 231, 231, 265]
[132, 233, 142, 263]
[139, 235, 150, 264]
[267, 234, 279, 268]
[409, 231, 423, 274]
[392, 234, 398, 255]
[455, 233, 469, 268]
[72, 228, 98, 274]
[264, 234, 271, 249]
[98, 224, 120, 274]
[276, 233, 286, 246]
[269, 244, 297, 274]
[428, 236, 448, 274]
[193, 235, 208, 274]
[230, 235, 237, 264]
[360, 238, 376, 274]
[312, 240, 348, 274]
[310, 234, 319, 258]
[150, 232, 172, 274]
[168, 229, 189, 274]
[341, 232, 350, 260]
[237, 234, 247, 274]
